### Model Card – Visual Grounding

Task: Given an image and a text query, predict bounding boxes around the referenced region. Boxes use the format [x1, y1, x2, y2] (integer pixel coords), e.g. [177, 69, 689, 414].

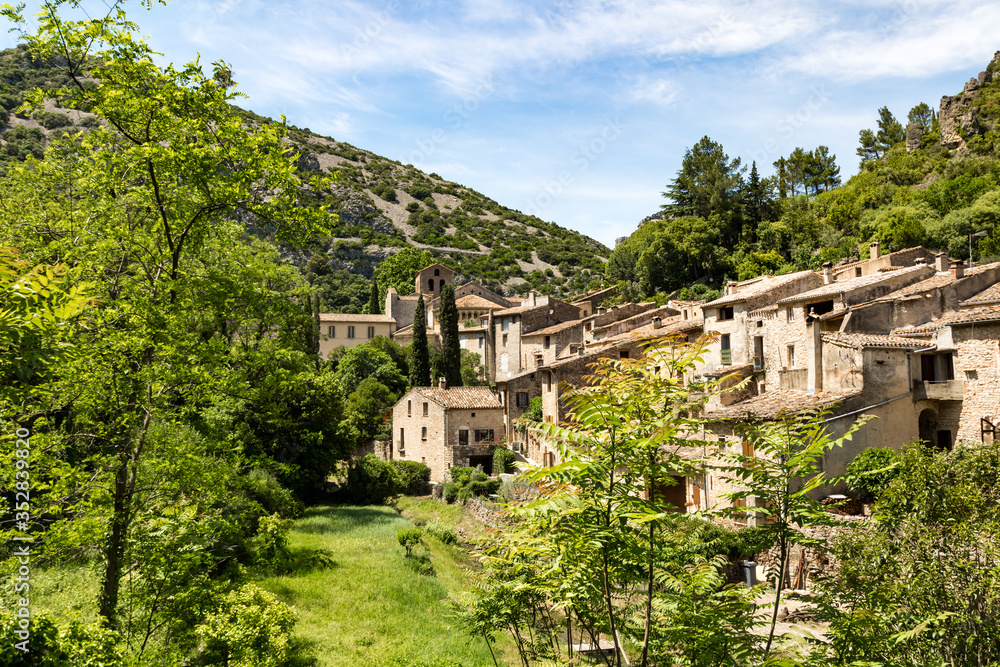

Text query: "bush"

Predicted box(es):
[844, 447, 901, 500]
[242, 468, 304, 519]
[0, 613, 125, 666]
[444, 466, 500, 503]
[493, 446, 516, 474]
[391, 460, 431, 495]
[397, 526, 423, 557]
[340, 454, 405, 504]
[442, 482, 459, 503]
[194, 584, 297, 667]
[34, 109, 72, 129]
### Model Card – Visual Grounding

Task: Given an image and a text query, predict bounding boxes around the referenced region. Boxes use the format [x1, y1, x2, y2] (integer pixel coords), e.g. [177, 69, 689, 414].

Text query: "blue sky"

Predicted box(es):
[4, 1, 999, 247]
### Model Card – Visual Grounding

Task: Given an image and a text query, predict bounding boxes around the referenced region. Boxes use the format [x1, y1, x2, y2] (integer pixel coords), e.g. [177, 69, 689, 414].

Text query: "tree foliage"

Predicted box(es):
[438, 283, 462, 387]
[410, 294, 431, 387]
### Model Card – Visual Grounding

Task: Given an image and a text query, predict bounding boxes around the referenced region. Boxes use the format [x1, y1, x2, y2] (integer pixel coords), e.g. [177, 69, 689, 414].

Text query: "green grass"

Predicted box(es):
[260, 504, 505, 667]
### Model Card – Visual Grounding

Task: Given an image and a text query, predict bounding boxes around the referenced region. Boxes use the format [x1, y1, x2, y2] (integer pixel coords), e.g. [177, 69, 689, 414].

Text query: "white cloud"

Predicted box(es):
[628, 78, 678, 107]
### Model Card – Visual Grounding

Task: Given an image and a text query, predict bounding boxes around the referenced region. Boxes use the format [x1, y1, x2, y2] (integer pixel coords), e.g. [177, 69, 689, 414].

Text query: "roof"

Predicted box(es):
[707, 390, 861, 420]
[523, 319, 586, 337]
[875, 262, 1000, 303]
[493, 304, 547, 316]
[893, 304, 1000, 334]
[777, 265, 929, 305]
[418, 263, 455, 275]
[455, 294, 505, 310]
[959, 266, 1000, 305]
[411, 386, 502, 410]
[832, 245, 932, 274]
[705, 271, 817, 308]
[319, 313, 396, 323]
[599, 316, 705, 344]
[822, 332, 932, 350]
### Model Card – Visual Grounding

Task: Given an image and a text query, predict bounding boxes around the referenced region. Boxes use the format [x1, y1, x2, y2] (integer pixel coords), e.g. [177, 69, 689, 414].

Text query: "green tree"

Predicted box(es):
[807, 145, 841, 194]
[438, 283, 462, 387]
[876, 106, 906, 151]
[469, 338, 763, 666]
[460, 349, 489, 386]
[718, 408, 868, 658]
[342, 377, 397, 444]
[857, 127, 882, 163]
[662, 136, 745, 246]
[0, 0, 331, 639]
[741, 161, 776, 242]
[374, 246, 434, 305]
[410, 294, 431, 387]
[367, 275, 381, 314]
[334, 344, 407, 397]
[907, 101, 934, 132]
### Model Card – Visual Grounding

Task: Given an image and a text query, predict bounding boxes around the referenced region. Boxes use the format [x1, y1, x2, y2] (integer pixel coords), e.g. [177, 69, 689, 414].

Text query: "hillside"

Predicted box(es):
[610, 50, 1000, 301]
[0, 45, 609, 301]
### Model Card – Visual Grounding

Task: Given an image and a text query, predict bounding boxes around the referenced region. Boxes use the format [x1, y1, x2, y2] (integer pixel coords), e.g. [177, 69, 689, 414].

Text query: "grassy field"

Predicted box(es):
[261, 502, 506, 667]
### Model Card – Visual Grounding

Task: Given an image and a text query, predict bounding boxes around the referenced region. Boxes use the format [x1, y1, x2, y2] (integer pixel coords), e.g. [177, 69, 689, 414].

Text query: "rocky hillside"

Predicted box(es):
[0, 45, 609, 299]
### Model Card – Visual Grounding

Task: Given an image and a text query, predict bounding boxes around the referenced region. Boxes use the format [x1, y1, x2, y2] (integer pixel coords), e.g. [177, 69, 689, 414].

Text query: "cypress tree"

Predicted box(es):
[439, 283, 462, 387]
[410, 294, 431, 387]
[367, 276, 381, 314]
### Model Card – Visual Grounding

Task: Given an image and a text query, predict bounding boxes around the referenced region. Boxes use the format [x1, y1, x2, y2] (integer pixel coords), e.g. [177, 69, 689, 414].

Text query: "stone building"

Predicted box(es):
[391, 382, 505, 483]
[318, 313, 396, 358]
[492, 294, 585, 380]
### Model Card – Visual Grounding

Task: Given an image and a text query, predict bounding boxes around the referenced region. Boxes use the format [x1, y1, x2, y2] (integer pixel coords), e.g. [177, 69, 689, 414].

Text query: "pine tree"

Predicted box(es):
[438, 283, 463, 387]
[662, 135, 745, 246]
[367, 276, 381, 314]
[742, 161, 776, 241]
[410, 294, 431, 387]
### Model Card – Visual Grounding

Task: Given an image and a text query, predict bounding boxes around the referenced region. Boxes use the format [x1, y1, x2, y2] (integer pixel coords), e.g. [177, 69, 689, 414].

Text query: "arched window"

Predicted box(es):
[434, 268, 440, 276]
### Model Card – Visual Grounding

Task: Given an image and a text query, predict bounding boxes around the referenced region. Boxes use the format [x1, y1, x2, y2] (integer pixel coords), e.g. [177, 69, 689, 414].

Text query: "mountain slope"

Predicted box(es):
[0, 46, 609, 299]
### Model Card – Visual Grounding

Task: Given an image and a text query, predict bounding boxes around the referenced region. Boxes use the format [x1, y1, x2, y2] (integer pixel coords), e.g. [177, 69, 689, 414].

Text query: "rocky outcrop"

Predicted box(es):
[906, 123, 923, 153]
[939, 51, 1000, 152]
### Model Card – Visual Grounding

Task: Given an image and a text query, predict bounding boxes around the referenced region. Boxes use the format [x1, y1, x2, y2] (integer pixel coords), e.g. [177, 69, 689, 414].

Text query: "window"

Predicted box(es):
[479, 337, 484, 349]
[544, 335, 551, 350]
[367, 326, 375, 338]
[742, 439, 755, 458]
[516, 391, 529, 407]
[407, 400, 411, 417]
[787, 345, 796, 368]
[966, 369, 979, 381]
[720, 334, 731, 365]
[347, 326, 355, 339]
[620, 350, 630, 359]
[471, 412, 476, 418]
[855, 267, 863, 277]
[421, 426, 427, 441]
[399, 428, 405, 450]
[459, 429, 469, 445]
[422, 402, 428, 417]
[502, 333, 508, 347]
[547, 373, 552, 392]
[434, 268, 440, 276]
[787, 308, 795, 322]
[502, 318, 509, 331]
[719, 306, 734, 321]
[327, 325, 335, 337]
[474, 429, 494, 443]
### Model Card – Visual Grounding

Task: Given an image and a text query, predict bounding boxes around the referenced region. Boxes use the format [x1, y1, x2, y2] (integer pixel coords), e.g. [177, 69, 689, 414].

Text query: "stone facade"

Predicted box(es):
[318, 314, 395, 358]
[391, 385, 505, 483]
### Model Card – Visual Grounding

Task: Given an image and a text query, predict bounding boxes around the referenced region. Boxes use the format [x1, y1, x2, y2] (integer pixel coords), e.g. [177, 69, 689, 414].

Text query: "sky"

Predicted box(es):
[3, 1, 999, 248]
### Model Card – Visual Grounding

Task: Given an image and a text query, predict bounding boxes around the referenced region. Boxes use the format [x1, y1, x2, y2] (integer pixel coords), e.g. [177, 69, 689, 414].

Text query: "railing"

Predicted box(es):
[913, 379, 964, 401]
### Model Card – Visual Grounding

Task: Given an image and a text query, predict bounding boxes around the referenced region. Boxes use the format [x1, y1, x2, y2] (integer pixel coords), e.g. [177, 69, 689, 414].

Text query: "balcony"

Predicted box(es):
[913, 379, 964, 401]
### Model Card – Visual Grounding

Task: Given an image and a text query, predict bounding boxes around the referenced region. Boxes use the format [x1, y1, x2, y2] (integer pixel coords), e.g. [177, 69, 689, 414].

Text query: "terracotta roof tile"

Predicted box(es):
[777, 265, 930, 305]
[319, 313, 396, 323]
[455, 294, 505, 310]
[523, 319, 587, 337]
[707, 390, 861, 420]
[822, 333, 932, 349]
[894, 304, 1000, 334]
[705, 271, 817, 308]
[412, 386, 503, 410]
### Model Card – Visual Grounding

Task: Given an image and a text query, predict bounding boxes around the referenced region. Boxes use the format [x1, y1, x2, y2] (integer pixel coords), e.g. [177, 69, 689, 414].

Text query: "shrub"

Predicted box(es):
[391, 460, 431, 495]
[34, 109, 72, 129]
[341, 454, 405, 504]
[845, 447, 901, 500]
[397, 526, 423, 557]
[493, 446, 516, 474]
[194, 584, 297, 667]
[442, 482, 459, 503]
[242, 468, 304, 518]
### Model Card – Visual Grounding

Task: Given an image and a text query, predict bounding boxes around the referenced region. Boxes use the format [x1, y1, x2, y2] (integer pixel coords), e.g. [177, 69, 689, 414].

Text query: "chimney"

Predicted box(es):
[438, 377, 447, 389]
[935, 252, 950, 273]
[651, 316, 662, 329]
[529, 290, 537, 306]
[870, 241, 880, 260]
[822, 262, 833, 285]
[807, 321, 823, 395]
[954, 260, 966, 279]
[725, 281, 738, 296]
[598, 307, 606, 315]
[914, 257, 927, 266]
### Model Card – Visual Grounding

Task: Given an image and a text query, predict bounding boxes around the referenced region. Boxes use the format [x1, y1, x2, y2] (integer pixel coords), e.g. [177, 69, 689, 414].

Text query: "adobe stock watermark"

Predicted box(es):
[523, 118, 625, 217]
[746, 84, 832, 166]
[10, 425, 33, 654]
[658, 11, 735, 71]
[339, 1, 402, 61]
[878, 0, 922, 36]
[406, 75, 496, 166]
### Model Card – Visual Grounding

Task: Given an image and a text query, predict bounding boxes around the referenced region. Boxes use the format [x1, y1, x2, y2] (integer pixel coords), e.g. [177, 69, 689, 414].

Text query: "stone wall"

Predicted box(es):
[954, 322, 1000, 443]
[752, 519, 866, 590]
